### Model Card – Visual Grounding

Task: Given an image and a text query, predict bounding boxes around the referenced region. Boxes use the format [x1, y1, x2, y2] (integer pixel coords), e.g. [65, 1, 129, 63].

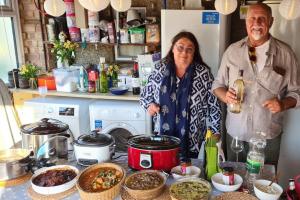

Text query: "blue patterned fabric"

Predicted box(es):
[159, 61, 195, 158]
[140, 59, 221, 158]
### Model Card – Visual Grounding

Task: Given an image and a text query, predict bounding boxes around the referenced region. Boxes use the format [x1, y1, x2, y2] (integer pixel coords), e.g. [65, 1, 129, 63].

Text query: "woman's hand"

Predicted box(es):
[147, 103, 160, 116]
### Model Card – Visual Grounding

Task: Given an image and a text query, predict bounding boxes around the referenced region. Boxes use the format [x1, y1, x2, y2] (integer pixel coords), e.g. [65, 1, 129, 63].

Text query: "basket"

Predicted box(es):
[124, 170, 167, 200]
[76, 162, 126, 200]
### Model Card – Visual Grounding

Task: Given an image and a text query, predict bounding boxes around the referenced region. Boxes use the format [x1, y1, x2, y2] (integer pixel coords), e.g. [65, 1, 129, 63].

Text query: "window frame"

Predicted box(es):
[0, 0, 25, 67]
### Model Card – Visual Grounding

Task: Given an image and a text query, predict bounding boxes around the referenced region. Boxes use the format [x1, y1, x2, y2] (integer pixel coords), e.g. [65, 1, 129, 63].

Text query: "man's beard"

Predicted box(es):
[252, 31, 263, 41]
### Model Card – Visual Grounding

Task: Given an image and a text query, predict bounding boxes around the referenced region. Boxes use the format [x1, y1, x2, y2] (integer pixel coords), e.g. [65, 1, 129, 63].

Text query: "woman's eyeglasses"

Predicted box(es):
[248, 46, 257, 64]
[175, 44, 194, 54]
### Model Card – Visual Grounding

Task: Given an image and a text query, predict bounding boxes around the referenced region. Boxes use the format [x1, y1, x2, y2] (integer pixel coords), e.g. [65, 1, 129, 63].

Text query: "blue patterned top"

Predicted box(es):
[140, 60, 221, 156]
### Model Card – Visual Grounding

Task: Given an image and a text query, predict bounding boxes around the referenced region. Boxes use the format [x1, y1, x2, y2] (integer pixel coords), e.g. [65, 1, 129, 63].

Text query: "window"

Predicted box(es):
[0, 0, 24, 83]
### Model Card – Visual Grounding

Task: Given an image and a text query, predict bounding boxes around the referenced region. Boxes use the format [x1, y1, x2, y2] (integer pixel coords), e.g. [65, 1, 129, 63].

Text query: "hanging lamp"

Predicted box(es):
[279, 0, 300, 20]
[214, 0, 237, 15]
[43, 0, 66, 17]
[111, 0, 132, 12]
[78, 0, 110, 12]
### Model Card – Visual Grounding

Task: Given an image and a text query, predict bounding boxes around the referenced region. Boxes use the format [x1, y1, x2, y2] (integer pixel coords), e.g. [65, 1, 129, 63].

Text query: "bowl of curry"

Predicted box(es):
[124, 170, 167, 200]
[169, 177, 212, 200]
[76, 162, 126, 200]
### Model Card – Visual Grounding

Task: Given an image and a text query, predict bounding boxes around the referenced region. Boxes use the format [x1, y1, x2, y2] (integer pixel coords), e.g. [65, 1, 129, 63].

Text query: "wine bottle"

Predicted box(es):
[132, 62, 140, 95]
[99, 57, 108, 93]
[288, 179, 299, 200]
[229, 69, 244, 113]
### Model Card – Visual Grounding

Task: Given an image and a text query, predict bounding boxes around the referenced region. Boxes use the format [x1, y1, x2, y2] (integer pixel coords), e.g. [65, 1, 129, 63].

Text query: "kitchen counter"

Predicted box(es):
[0, 153, 276, 200]
[10, 88, 140, 101]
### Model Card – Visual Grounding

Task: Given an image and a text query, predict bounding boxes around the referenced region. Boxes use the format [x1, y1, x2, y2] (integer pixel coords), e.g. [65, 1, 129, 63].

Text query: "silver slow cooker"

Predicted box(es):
[21, 118, 71, 159]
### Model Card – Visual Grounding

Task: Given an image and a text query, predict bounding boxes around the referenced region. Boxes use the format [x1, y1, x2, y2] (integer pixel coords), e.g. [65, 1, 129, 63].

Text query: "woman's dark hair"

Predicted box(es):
[164, 31, 206, 66]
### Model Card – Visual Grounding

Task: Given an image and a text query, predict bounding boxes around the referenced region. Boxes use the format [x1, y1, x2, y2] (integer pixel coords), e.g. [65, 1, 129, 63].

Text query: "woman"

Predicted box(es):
[140, 31, 221, 160]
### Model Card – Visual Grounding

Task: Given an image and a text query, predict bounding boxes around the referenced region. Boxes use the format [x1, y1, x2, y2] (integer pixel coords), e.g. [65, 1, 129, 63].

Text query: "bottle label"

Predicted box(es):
[132, 78, 140, 87]
[246, 159, 262, 174]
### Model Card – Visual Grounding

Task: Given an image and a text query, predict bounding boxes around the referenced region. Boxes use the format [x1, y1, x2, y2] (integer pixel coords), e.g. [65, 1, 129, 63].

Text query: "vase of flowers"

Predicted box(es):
[51, 39, 79, 68]
[107, 64, 120, 88]
[19, 64, 40, 89]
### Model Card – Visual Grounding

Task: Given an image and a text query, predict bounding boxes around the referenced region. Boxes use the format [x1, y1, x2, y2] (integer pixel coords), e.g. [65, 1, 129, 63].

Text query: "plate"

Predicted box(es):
[31, 165, 79, 195]
[110, 86, 129, 95]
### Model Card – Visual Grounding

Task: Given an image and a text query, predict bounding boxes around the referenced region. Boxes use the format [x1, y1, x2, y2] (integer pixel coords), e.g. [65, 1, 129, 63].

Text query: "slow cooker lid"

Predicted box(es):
[20, 118, 69, 135]
[128, 135, 180, 150]
[76, 132, 114, 146]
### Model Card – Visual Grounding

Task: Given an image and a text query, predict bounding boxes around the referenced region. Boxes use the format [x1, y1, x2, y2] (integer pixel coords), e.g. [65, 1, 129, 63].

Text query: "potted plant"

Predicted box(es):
[107, 64, 120, 88]
[19, 64, 40, 89]
[51, 39, 79, 68]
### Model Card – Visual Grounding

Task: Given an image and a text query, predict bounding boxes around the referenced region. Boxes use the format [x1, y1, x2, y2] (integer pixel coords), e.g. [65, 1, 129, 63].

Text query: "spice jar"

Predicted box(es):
[88, 81, 96, 93]
[222, 167, 234, 185]
[180, 160, 191, 175]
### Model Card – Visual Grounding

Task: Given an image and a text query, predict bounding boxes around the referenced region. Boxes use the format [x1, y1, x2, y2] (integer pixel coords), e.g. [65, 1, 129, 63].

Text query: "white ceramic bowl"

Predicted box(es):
[31, 165, 79, 195]
[254, 179, 283, 200]
[171, 165, 201, 180]
[170, 177, 212, 200]
[211, 172, 243, 192]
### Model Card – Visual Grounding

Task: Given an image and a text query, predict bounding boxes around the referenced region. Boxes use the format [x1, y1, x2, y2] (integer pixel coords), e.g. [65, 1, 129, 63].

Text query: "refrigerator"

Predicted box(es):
[266, 2, 300, 187]
[161, 10, 230, 77]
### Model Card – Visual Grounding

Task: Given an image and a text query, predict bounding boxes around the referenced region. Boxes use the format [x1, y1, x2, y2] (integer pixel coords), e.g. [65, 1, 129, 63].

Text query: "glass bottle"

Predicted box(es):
[288, 179, 299, 200]
[99, 57, 108, 93]
[229, 69, 244, 113]
[132, 62, 140, 95]
[245, 132, 267, 192]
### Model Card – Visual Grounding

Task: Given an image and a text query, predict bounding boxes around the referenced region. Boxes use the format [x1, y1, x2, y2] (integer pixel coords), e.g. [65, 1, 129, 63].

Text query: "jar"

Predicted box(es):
[89, 26, 100, 43]
[88, 81, 96, 93]
[69, 27, 81, 42]
[8, 69, 19, 88]
[222, 167, 234, 185]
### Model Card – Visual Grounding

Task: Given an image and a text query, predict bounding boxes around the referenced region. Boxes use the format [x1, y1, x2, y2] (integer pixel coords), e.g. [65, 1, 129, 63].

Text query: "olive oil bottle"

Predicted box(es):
[229, 69, 244, 113]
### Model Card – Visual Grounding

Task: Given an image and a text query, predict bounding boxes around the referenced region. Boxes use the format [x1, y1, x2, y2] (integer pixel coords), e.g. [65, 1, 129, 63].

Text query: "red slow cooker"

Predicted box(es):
[127, 135, 180, 171]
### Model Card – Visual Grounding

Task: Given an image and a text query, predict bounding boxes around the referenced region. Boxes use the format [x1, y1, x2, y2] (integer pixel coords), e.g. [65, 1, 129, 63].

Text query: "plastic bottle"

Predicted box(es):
[245, 132, 267, 192]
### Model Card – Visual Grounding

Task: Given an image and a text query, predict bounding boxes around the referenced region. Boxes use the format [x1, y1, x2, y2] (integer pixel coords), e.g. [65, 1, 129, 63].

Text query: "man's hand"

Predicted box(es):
[147, 103, 160, 116]
[225, 88, 238, 104]
[263, 98, 284, 113]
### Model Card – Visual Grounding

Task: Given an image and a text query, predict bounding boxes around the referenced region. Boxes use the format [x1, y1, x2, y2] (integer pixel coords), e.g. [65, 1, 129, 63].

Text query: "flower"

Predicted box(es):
[19, 64, 40, 80]
[107, 64, 120, 77]
[51, 40, 79, 65]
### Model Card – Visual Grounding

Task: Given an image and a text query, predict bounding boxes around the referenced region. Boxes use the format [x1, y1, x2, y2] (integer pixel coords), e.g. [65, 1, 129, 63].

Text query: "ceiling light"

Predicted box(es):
[111, 0, 131, 12]
[214, 0, 237, 15]
[78, 0, 110, 12]
[279, 0, 300, 20]
[44, 0, 66, 17]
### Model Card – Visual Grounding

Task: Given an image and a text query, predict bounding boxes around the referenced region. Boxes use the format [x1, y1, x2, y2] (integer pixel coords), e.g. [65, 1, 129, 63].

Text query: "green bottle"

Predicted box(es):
[99, 57, 108, 93]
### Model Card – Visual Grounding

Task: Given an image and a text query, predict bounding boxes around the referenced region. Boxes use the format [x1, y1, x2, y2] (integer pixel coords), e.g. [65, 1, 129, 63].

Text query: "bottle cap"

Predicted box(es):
[99, 57, 105, 64]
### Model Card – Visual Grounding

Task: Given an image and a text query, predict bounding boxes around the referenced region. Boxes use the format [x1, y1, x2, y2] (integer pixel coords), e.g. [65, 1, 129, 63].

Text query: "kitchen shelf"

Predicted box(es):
[43, 41, 159, 47]
[10, 88, 140, 101]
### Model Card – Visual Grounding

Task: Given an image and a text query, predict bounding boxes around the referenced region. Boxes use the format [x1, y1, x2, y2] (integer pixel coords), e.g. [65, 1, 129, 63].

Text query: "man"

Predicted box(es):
[212, 3, 300, 167]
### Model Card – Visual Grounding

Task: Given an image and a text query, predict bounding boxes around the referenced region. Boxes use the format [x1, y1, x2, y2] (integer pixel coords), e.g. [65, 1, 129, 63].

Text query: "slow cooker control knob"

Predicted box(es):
[141, 160, 151, 168]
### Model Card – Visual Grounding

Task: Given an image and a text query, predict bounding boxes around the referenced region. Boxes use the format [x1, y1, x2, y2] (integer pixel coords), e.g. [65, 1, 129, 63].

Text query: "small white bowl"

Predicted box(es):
[254, 179, 283, 200]
[31, 165, 79, 195]
[171, 165, 201, 180]
[211, 172, 243, 192]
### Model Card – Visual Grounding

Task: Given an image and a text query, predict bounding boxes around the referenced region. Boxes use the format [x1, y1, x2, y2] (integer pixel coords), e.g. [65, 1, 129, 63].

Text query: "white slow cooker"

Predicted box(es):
[73, 131, 115, 166]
